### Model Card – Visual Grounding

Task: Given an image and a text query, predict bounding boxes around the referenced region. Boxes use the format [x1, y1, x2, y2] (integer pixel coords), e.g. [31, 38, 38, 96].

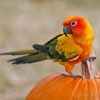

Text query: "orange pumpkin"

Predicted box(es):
[26, 54, 100, 100]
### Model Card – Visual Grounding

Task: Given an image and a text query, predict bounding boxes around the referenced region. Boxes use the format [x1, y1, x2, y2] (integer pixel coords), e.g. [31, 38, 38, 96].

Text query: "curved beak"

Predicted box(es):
[63, 26, 72, 36]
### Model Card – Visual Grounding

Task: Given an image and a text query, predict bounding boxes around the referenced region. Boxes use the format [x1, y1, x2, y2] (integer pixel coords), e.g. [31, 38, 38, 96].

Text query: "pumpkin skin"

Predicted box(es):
[26, 73, 100, 100]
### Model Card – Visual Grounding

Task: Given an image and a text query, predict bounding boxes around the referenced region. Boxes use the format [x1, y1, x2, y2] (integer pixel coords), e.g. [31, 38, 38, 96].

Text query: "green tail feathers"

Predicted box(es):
[0, 49, 38, 55]
[0, 47, 47, 64]
[8, 53, 47, 64]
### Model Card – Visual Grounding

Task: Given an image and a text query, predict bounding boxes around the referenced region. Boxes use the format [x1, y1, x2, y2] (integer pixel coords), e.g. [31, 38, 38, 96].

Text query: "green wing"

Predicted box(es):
[44, 34, 67, 61]
[44, 34, 83, 62]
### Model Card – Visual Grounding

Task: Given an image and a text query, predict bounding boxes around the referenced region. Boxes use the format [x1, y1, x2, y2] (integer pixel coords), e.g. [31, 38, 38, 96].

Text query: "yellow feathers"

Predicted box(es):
[55, 35, 83, 60]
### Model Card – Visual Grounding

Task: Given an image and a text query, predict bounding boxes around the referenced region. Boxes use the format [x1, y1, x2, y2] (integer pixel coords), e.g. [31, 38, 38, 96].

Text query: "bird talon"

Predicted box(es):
[69, 74, 83, 79]
[60, 73, 69, 77]
[61, 73, 83, 79]
[69, 72, 83, 79]
[73, 75, 83, 79]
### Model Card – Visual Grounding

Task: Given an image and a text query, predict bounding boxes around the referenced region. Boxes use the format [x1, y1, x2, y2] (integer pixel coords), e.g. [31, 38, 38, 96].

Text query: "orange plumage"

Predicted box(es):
[61, 16, 94, 72]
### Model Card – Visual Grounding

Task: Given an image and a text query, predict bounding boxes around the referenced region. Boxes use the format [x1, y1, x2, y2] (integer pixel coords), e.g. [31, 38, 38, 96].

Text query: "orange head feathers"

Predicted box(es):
[63, 16, 93, 37]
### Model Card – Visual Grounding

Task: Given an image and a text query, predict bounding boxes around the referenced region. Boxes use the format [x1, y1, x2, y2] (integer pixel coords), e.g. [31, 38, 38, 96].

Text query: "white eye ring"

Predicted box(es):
[71, 21, 77, 26]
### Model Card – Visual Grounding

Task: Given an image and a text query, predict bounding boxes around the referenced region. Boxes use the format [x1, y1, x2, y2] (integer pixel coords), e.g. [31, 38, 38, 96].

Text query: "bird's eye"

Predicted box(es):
[71, 21, 77, 26]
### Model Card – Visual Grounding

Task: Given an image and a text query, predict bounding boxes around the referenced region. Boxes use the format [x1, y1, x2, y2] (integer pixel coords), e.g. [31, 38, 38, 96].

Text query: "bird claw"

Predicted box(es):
[61, 73, 83, 79]
[71, 74, 83, 79]
[60, 73, 69, 77]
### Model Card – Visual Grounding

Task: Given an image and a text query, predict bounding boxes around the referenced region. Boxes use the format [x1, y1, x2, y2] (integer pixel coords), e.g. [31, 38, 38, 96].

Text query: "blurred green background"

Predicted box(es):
[0, 0, 100, 100]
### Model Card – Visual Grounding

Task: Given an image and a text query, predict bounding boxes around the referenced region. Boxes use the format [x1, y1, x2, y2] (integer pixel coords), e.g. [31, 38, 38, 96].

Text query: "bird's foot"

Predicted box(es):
[69, 72, 83, 79]
[61, 72, 83, 79]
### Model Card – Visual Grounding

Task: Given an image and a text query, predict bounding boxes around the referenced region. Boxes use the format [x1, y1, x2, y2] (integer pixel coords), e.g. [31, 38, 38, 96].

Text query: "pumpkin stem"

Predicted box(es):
[81, 51, 99, 78]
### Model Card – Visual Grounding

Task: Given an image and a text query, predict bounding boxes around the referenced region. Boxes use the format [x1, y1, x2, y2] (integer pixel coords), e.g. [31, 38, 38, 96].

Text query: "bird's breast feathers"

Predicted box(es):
[55, 35, 83, 61]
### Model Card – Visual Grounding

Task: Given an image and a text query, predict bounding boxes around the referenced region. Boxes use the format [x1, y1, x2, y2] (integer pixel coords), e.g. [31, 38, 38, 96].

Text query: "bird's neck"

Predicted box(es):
[73, 32, 94, 61]
[73, 31, 94, 48]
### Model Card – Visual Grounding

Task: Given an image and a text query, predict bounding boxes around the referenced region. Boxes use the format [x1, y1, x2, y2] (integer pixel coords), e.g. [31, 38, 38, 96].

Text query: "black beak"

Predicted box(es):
[63, 26, 72, 36]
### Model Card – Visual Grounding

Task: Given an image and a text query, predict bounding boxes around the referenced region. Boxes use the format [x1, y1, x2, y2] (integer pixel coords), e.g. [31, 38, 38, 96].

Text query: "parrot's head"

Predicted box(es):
[63, 16, 93, 37]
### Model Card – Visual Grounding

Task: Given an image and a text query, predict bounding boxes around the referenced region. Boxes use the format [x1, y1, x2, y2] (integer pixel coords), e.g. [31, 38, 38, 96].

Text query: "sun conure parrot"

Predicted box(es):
[0, 16, 94, 77]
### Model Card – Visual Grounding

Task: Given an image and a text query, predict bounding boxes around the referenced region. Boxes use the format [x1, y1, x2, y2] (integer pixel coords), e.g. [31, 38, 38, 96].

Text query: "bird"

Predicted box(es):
[0, 16, 94, 77]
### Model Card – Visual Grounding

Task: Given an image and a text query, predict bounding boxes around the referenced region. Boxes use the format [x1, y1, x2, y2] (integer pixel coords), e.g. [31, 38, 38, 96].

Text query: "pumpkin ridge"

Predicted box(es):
[86, 79, 89, 99]
[73, 79, 86, 99]
[94, 79, 100, 99]
[71, 79, 82, 100]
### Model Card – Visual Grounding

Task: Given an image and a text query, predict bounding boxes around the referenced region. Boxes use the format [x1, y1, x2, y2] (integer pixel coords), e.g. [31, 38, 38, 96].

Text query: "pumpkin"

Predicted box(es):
[26, 53, 100, 100]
